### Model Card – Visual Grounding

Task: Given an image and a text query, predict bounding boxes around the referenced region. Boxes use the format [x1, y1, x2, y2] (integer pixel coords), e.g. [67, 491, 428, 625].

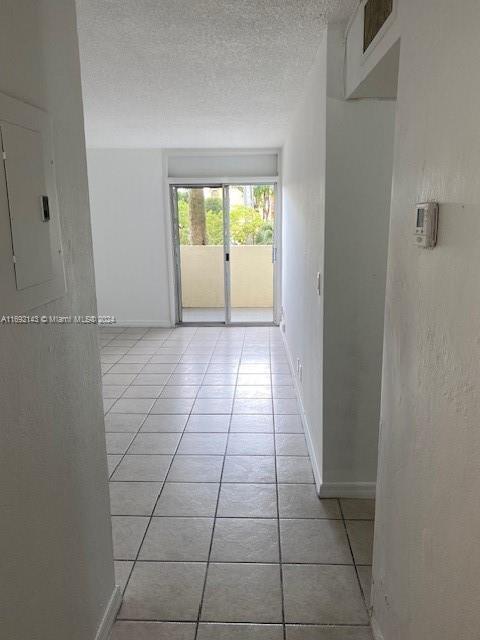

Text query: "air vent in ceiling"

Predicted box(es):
[364, 0, 393, 52]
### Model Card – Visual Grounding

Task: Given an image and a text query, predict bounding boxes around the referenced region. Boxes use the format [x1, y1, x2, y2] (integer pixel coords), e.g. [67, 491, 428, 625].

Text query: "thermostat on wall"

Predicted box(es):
[414, 202, 439, 248]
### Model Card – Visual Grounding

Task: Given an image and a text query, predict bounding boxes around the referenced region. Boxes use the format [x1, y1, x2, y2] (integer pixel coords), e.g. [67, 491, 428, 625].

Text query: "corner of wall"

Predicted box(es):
[370, 615, 386, 640]
[319, 481, 377, 499]
[94, 586, 122, 640]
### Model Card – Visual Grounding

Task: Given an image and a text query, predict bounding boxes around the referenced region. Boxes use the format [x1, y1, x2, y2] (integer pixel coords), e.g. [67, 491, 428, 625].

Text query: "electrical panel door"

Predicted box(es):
[0, 122, 53, 290]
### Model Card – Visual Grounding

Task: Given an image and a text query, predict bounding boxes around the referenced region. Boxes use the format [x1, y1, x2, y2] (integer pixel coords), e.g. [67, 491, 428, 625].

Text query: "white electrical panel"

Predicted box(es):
[414, 202, 439, 248]
[1, 122, 53, 289]
[0, 92, 65, 313]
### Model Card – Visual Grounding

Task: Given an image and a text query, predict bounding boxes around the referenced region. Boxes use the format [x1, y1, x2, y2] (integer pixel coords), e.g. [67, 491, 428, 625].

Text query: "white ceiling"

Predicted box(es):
[76, 0, 356, 148]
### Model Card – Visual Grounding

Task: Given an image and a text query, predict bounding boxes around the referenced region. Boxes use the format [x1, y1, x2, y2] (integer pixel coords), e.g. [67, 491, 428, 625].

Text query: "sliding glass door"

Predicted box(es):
[171, 185, 226, 323]
[171, 183, 277, 325]
[227, 185, 275, 323]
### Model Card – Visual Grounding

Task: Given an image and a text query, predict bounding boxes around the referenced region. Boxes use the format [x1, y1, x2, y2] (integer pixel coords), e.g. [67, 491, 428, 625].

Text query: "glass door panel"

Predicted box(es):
[228, 184, 275, 323]
[174, 186, 225, 323]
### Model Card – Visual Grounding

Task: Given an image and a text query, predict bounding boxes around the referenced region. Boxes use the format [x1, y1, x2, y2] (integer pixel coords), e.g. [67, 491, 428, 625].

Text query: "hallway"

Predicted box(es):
[101, 325, 374, 639]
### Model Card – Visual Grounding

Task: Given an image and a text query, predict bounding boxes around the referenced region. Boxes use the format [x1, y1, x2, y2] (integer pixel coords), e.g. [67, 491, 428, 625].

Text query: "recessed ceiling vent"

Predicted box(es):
[364, 0, 393, 52]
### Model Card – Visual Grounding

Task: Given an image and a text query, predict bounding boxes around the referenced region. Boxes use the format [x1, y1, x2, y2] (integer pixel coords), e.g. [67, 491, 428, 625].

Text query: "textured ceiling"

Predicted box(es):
[76, 0, 356, 148]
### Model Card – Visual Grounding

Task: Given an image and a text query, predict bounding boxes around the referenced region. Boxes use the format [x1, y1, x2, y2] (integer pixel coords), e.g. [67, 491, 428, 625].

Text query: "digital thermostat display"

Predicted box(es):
[416, 208, 424, 228]
[414, 202, 439, 249]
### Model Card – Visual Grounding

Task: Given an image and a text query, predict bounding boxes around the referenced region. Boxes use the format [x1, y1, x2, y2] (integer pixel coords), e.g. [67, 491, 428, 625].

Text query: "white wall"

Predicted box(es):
[167, 151, 278, 179]
[323, 97, 395, 489]
[86, 150, 281, 326]
[282, 26, 395, 494]
[372, 0, 480, 638]
[282, 35, 328, 483]
[0, 2, 115, 640]
[87, 149, 171, 325]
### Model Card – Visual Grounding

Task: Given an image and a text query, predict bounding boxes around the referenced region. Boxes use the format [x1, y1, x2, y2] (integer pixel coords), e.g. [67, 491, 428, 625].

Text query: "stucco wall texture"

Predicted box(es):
[0, 2, 115, 640]
[372, 1, 480, 639]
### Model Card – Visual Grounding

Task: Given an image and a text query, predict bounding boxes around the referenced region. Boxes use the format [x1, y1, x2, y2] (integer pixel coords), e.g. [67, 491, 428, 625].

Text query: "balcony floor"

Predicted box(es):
[182, 307, 274, 323]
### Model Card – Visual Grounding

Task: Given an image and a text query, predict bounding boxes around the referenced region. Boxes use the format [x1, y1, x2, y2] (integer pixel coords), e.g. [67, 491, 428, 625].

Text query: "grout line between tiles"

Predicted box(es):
[193, 328, 242, 639]
[119, 327, 204, 598]
[271, 332, 287, 640]
[338, 499, 371, 615]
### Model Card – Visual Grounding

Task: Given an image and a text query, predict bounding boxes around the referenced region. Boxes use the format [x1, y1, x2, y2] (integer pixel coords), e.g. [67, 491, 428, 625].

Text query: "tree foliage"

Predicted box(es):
[178, 191, 274, 246]
[188, 188, 207, 245]
[229, 206, 264, 245]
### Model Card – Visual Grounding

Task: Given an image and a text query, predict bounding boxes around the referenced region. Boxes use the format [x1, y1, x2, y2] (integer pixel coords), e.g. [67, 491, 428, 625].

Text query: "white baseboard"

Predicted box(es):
[319, 481, 377, 499]
[95, 586, 122, 640]
[280, 329, 322, 492]
[280, 327, 377, 500]
[371, 615, 385, 640]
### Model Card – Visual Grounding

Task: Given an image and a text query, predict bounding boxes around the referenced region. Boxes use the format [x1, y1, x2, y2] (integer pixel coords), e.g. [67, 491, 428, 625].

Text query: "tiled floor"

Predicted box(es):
[100, 326, 374, 640]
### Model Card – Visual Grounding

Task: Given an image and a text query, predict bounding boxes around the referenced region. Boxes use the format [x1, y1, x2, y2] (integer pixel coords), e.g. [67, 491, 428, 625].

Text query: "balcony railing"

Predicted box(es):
[180, 245, 273, 308]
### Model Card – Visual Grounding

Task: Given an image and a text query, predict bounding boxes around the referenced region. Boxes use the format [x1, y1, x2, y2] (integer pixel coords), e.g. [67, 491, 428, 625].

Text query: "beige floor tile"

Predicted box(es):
[114, 560, 133, 593]
[177, 433, 228, 455]
[107, 454, 122, 477]
[227, 433, 275, 456]
[357, 565, 373, 607]
[230, 415, 274, 432]
[155, 482, 219, 516]
[211, 518, 279, 562]
[197, 624, 283, 639]
[222, 456, 276, 483]
[111, 516, 149, 559]
[185, 415, 231, 432]
[276, 457, 314, 483]
[105, 413, 146, 432]
[283, 564, 369, 624]
[340, 499, 375, 520]
[111, 621, 196, 639]
[112, 455, 172, 481]
[128, 432, 181, 455]
[141, 414, 188, 432]
[105, 432, 135, 454]
[274, 414, 303, 433]
[346, 520, 374, 565]
[278, 485, 340, 518]
[217, 484, 277, 518]
[275, 434, 308, 456]
[139, 517, 214, 561]
[110, 482, 162, 516]
[119, 562, 206, 621]
[280, 519, 352, 564]
[167, 455, 224, 482]
[286, 626, 373, 639]
[201, 563, 282, 623]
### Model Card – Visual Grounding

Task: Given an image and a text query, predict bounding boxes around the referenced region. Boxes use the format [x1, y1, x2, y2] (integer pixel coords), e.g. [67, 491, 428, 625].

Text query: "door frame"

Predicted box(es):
[168, 179, 281, 326]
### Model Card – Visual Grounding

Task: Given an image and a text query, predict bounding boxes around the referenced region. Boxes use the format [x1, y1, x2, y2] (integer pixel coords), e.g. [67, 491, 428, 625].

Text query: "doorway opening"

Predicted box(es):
[170, 183, 279, 325]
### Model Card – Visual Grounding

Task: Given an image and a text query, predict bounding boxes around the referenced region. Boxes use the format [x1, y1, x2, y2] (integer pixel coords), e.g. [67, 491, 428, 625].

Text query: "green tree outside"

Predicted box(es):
[178, 190, 274, 246]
